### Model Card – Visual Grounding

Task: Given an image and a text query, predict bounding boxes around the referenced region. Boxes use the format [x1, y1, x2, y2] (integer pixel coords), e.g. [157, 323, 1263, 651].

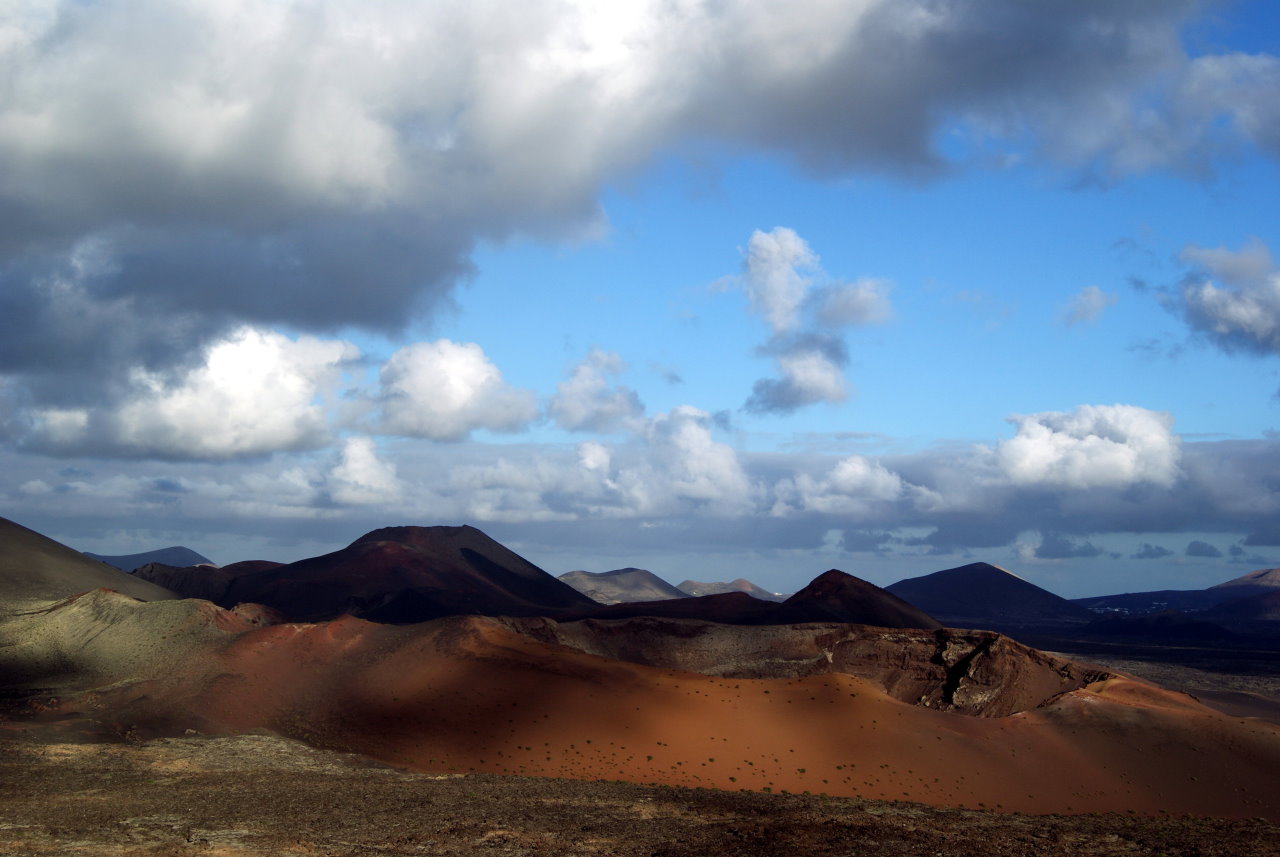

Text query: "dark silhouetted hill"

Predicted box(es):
[217, 525, 596, 622]
[886, 562, 1089, 629]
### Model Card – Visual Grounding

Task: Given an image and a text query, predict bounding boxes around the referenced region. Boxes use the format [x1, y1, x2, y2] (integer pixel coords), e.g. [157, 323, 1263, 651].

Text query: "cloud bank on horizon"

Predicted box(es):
[1, 0, 1278, 594]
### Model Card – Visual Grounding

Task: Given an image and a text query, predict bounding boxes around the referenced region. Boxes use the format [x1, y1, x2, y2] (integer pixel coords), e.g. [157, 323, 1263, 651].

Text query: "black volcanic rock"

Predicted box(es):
[1071, 588, 1244, 614]
[0, 516, 177, 608]
[1085, 610, 1234, 642]
[132, 560, 282, 604]
[566, 591, 779, 624]
[886, 562, 1090, 629]
[559, 568, 688, 604]
[1201, 589, 1280, 634]
[86, 546, 213, 572]
[219, 525, 596, 623]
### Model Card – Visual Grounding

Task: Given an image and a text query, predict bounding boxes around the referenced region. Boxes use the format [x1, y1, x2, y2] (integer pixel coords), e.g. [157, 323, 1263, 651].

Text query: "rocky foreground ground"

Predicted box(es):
[1, 726, 1276, 857]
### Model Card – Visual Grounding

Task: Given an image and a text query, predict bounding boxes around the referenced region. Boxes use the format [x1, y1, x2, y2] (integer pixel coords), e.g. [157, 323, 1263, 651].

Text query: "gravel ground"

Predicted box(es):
[1, 726, 1276, 857]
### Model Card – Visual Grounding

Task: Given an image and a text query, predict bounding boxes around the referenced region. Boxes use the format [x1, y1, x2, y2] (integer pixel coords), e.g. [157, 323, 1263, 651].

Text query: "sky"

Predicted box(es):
[2, 0, 1280, 598]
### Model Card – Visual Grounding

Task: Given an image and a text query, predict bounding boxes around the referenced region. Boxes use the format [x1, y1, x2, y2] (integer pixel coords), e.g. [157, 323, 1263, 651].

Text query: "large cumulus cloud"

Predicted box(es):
[2, 0, 1275, 408]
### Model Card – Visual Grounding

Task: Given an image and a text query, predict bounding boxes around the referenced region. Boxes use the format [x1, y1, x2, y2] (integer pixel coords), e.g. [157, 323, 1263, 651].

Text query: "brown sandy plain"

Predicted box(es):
[6, 589, 1278, 822]
[3, 729, 1277, 857]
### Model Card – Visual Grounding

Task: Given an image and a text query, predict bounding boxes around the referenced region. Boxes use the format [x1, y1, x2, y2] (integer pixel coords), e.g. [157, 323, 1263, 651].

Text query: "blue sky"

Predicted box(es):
[2, 1, 1279, 597]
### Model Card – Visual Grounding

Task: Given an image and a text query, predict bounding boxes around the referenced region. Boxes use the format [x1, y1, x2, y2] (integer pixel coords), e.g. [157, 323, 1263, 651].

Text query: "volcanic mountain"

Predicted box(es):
[569, 570, 940, 629]
[1202, 589, 1280, 634]
[1073, 567, 1280, 617]
[558, 568, 688, 604]
[677, 577, 786, 602]
[886, 562, 1090, 629]
[3, 518, 1280, 820]
[86, 546, 213, 572]
[132, 560, 284, 604]
[213, 525, 596, 622]
[5, 587, 1280, 820]
[0, 516, 176, 610]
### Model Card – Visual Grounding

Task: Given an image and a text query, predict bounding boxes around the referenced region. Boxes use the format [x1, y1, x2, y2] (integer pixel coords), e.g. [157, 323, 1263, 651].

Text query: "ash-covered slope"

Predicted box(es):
[558, 568, 687, 604]
[887, 562, 1090, 628]
[86, 546, 213, 572]
[0, 516, 177, 610]
[677, 577, 786, 602]
[219, 525, 596, 622]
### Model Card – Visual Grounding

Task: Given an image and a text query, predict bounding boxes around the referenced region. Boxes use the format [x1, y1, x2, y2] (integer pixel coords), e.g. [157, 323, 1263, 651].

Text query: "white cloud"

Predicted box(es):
[745, 345, 849, 414]
[380, 340, 538, 441]
[109, 327, 357, 459]
[816, 277, 894, 327]
[22, 326, 357, 459]
[1061, 285, 1117, 325]
[641, 405, 754, 512]
[329, 437, 402, 506]
[1179, 239, 1280, 354]
[772, 454, 908, 517]
[735, 227, 891, 415]
[741, 227, 818, 333]
[548, 349, 645, 433]
[995, 404, 1181, 489]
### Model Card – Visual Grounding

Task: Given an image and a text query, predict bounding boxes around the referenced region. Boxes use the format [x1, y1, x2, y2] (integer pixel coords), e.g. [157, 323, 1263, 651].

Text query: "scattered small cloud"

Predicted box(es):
[1062, 285, 1117, 325]
[1177, 238, 1280, 355]
[733, 228, 891, 415]
[549, 349, 645, 434]
[1035, 532, 1104, 560]
[1132, 542, 1174, 560]
[1185, 539, 1223, 558]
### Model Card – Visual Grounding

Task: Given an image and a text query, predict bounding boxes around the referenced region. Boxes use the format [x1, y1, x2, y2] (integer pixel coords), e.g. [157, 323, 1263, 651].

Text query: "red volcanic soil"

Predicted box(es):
[66, 608, 1280, 821]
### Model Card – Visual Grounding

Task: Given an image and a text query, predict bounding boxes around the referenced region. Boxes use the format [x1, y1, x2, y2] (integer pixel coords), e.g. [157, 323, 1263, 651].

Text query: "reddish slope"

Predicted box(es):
[56, 606, 1280, 821]
[220, 525, 595, 622]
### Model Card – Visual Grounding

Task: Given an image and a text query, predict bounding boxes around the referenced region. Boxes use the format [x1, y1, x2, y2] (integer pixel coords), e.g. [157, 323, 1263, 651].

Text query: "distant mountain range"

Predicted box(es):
[677, 578, 787, 602]
[86, 546, 213, 572]
[3, 513, 1278, 819]
[62, 521, 1280, 639]
[558, 568, 688, 604]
